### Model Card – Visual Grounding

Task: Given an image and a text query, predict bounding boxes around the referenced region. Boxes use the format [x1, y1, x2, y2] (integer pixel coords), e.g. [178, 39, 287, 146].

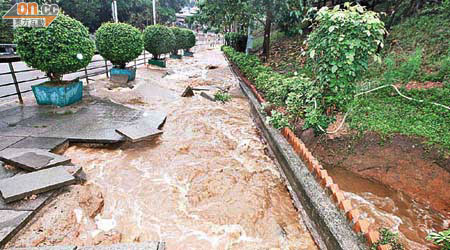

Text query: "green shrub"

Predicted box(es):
[143, 25, 175, 59]
[214, 91, 231, 103]
[370, 228, 404, 250]
[383, 48, 423, 84]
[223, 46, 328, 131]
[307, 3, 385, 111]
[181, 29, 196, 51]
[96, 22, 143, 68]
[15, 14, 95, 82]
[170, 27, 185, 54]
[267, 110, 291, 130]
[427, 229, 450, 249]
[224, 32, 248, 52]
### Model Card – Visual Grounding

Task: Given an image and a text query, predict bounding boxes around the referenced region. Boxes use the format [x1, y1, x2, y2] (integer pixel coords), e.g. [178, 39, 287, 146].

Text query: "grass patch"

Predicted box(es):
[349, 84, 450, 151]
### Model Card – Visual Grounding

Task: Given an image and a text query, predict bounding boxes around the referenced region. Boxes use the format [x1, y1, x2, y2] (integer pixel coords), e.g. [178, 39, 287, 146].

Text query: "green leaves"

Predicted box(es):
[306, 4, 385, 111]
[95, 22, 144, 68]
[14, 14, 95, 80]
[143, 25, 175, 59]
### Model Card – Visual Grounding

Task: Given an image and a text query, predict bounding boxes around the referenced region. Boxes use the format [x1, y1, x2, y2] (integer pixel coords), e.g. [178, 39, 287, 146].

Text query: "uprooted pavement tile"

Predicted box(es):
[0, 210, 33, 247]
[115, 123, 163, 143]
[181, 86, 195, 97]
[0, 167, 76, 203]
[200, 92, 216, 102]
[0, 148, 71, 172]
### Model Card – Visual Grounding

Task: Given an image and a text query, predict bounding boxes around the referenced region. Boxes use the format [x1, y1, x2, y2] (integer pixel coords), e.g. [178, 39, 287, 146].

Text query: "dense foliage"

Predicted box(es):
[223, 46, 327, 131]
[96, 22, 143, 68]
[181, 29, 196, 51]
[58, 0, 188, 32]
[427, 229, 450, 249]
[307, 4, 385, 111]
[14, 14, 95, 82]
[224, 32, 248, 53]
[143, 25, 175, 59]
[170, 27, 185, 54]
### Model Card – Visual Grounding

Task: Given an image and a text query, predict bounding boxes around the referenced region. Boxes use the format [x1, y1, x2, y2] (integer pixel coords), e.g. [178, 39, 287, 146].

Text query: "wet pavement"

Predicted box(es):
[5, 47, 317, 249]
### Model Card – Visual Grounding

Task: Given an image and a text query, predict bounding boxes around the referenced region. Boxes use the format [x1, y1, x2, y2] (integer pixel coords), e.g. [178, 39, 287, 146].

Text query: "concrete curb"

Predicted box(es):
[226, 58, 369, 250]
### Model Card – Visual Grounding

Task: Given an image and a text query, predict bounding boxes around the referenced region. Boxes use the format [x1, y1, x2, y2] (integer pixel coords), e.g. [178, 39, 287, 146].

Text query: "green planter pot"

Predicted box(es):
[32, 80, 83, 107]
[110, 67, 136, 81]
[148, 59, 166, 68]
[170, 54, 182, 59]
[184, 51, 194, 57]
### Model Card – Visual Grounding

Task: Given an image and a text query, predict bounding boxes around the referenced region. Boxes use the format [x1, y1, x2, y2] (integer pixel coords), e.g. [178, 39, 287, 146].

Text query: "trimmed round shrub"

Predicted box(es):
[143, 25, 175, 59]
[181, 29, 196, 51]
[96, 22, 143, 68]
[224, 32, 247, 52]
[170, 27, 184, 54]
[14, 14, 95, 82]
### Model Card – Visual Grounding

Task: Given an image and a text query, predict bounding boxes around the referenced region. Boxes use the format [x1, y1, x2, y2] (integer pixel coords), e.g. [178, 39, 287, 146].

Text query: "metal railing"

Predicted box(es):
[0, 49, 150, 104]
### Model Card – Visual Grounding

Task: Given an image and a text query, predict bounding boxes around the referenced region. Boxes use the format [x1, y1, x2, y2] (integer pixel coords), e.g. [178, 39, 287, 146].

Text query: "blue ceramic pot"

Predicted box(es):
[32, 80, 83, 107]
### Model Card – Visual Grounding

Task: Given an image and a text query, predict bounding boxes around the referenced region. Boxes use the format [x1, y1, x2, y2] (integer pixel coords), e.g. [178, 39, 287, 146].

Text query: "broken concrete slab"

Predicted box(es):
[0, 167, 76, 203]
[77, 242, 162, 250]
[116, 123, 163, 143]
[0, 136, 24, 151]
[0, 191, 55, 211]
[0, 210, 33, 248]
[9, 137, 68, 152]
[7, 246, 76, 250]
[140, 111, 167, 130]
[181, 86, 195, 97]
[200, 92, 216, 102]
[0, 163, 20, 181]
[0, 148, 71, 172]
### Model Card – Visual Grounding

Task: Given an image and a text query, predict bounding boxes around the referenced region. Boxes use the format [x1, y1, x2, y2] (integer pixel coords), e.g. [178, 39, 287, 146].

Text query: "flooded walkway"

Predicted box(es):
[7, 47, 317, 249]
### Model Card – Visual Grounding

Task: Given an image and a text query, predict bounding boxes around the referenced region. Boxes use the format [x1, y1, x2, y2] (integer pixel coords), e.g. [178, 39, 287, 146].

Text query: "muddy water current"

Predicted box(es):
[7, 48, 317, 250]
[327, 167, 449, 249]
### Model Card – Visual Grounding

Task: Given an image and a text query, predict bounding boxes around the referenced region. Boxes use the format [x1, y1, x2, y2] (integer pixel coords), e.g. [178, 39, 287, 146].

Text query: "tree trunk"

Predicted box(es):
[262, 6, 272, 62]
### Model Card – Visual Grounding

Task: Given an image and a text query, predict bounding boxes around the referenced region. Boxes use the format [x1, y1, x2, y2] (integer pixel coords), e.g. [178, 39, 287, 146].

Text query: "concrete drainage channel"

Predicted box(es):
[6, 242, 165, 250]
[0, 97, 167, 249]
[227, 60, 368, 250]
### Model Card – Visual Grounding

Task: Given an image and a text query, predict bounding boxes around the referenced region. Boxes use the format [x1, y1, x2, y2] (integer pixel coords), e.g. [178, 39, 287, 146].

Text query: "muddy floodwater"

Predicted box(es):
[328, 167, 449, 249]
[7, 47, 317, 249]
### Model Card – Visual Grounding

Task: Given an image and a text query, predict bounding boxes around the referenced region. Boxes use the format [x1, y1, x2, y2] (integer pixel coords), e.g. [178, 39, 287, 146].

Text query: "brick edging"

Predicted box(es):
[225, 54, 391, 250]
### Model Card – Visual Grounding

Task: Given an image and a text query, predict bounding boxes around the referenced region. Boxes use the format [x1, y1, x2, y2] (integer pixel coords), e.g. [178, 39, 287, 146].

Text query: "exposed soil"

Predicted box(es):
[301, 131, 450, 217]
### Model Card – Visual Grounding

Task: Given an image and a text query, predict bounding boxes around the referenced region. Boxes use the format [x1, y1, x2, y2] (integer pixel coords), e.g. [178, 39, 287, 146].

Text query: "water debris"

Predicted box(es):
[181, 86, 195, 97]
[206, 65, 219, 70]
[200, 92, 216, 102]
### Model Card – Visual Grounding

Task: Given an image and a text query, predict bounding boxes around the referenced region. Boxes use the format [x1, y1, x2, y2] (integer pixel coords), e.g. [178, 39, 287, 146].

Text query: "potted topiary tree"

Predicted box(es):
[182, 29, 196, 57]
[15, 14, 95, 107]
[96, 22, 143, 82]
[143, 24, 175, 68]
[170, 27, 184, 59]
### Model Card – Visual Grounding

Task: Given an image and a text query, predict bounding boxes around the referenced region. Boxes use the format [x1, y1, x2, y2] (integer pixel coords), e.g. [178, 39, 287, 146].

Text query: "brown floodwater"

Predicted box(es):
[327, 167, 449, 249]
[7, 47, 317, 249]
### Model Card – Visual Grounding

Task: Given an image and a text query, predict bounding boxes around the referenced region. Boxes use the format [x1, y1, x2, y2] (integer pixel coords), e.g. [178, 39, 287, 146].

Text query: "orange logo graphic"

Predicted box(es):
[2, 2, 59, 27]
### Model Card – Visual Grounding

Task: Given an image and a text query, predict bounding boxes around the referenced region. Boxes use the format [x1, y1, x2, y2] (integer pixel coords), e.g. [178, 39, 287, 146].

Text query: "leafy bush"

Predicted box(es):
[214, 91, 231, 103]
[170, 27, 185, 54]
[224, 32, 248, 52]
[143, 25, 175, 59]
[181, 29, 196, 51]
[15, 14, 95, 82]
[369, 228, 404, 250]
[96, 22, 143, 68]
[307, 3, 385, 111]
[267, 110, 291, 130]
[427, 229, 450, 249]
[223, 46, 327, 131]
